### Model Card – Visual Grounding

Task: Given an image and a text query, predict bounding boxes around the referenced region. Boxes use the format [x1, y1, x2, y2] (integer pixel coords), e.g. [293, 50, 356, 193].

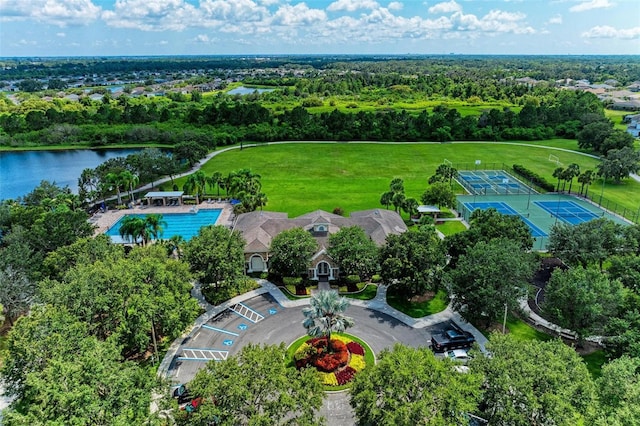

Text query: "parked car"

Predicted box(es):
[446, 349, 471, 363]
[431, 326, 476, 352]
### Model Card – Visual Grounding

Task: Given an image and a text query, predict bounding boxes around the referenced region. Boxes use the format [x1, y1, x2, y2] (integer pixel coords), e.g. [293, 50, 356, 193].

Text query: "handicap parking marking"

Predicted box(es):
[223, 339, 233, 346]
[238, 323, 248, 331]
[269, 308, 277, 315]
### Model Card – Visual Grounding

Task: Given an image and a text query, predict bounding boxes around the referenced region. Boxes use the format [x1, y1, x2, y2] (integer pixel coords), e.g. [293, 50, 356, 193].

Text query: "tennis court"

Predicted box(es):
[534, 200, 603, 225]
[457, 191, 629, 250]
[457, 170, 535, 196]
[463, 201, 547, 237]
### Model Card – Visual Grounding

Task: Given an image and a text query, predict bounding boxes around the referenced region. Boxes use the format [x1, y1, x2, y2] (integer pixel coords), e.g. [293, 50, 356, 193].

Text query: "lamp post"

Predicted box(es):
[599, 173, 606, 206]
[502, 303, 508, 334]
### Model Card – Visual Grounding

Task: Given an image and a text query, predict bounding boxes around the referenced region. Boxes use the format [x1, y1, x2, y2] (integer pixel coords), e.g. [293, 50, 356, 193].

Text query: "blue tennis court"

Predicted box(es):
[457, 170, 535, 196]
[534, 200, 602, 225]
[464, 201, 547, 237]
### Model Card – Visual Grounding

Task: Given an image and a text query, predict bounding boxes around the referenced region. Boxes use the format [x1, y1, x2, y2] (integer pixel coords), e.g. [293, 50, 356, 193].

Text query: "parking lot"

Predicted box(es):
[167, 293, 455, 385]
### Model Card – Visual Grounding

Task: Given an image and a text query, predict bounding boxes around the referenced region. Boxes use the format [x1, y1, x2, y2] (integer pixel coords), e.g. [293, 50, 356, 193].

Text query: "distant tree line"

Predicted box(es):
[1, 89, 626, 155]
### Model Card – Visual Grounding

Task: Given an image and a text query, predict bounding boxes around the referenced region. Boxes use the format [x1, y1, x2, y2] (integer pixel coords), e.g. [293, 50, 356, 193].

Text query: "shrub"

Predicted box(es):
[346, 341, 365, 356]
[512, 164, 555, 192]
[345, 275, 361, 285]
[335, 366, 356, 385]
[349, 354, 366, 372]
[333, 207, 345, 216]
[371, 274, 382, 283]
[283, 277, 303, 287]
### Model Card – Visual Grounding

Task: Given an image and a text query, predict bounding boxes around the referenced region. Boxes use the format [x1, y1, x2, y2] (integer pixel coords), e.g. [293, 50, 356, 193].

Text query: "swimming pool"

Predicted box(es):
[105, 209, 222, 243]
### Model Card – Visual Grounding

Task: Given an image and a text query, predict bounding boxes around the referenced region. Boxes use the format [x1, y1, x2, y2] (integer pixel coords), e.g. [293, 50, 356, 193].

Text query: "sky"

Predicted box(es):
[0, 0, 639, 57]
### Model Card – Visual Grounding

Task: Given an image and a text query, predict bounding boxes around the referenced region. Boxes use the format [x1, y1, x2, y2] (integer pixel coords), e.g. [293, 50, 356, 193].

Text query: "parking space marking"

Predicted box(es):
[230, 303, 264, 323]
[178, 348, 229, 362]
[201, 324, 239, 336]
[238, 323, 248, 330]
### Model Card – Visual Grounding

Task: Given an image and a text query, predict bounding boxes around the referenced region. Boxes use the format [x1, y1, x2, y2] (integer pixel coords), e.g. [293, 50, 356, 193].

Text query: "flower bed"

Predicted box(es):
[294, 335, 367, 386]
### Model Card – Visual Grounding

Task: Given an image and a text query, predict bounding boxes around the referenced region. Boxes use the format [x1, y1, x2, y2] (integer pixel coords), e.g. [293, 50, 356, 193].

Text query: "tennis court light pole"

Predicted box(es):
[599, 173, 606, 206]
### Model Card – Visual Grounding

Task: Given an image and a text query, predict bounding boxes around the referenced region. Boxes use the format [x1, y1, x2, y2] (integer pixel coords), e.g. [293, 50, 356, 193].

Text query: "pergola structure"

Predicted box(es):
[143, 191, 184, 207]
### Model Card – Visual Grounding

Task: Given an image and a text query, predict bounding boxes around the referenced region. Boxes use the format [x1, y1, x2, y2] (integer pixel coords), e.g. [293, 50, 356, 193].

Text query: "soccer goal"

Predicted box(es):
[548, 154, 562, 166]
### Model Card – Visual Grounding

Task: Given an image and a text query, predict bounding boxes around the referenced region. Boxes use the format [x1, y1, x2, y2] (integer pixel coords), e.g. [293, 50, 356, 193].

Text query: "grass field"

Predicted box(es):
[174, 140, 640, 218]
[436, 220, 468, 236]
[386, 289, 449, 318]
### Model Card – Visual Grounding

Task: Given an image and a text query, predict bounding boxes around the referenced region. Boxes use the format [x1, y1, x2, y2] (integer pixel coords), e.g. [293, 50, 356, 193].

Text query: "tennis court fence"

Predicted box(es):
[582, 190, 640, 225]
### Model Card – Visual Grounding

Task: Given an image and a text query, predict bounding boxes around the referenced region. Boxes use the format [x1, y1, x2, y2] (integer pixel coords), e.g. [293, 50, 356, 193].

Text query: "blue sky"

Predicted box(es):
[0, 0, 638, 56]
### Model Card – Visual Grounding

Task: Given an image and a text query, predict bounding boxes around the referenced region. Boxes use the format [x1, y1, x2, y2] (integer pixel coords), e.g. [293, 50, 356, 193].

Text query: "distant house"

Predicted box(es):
[624, 113, 640, 138]
[234, 209, 407, 279]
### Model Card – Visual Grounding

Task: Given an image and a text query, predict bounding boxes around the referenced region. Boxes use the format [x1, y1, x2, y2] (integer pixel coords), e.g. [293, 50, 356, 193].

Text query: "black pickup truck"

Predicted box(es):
[431, 326, 476, 352]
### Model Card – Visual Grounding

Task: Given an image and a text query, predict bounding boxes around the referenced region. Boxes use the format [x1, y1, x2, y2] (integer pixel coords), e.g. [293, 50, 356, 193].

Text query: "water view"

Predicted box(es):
[0, 148, 142, 200]
[227, 86, 275, 95]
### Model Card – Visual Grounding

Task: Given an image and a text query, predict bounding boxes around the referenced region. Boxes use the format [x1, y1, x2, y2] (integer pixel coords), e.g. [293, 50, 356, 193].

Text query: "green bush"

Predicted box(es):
[283, 277, 303, 287]
[345, 275, 361, 285]
[512, 164, 555, 192]
[371, 274, 382, 283]
[201, 278, 259, 305]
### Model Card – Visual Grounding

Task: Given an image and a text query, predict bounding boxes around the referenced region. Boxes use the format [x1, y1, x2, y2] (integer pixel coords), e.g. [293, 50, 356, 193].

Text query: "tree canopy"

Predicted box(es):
[447, 238, 537, 326]
[471, 333, 597, 426]
[327, 226, 378, 279]
[181, 343, 325, 426]
[544, 267, 624, 343]
[268, 227, 318, 278]
[350, 343, 482, 425]
[379, 225, 447, 297]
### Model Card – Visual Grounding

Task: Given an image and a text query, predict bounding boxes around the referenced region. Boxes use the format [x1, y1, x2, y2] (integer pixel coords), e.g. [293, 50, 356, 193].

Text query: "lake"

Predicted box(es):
[227, 86, 275, 95]
[0, 148, 142, 200]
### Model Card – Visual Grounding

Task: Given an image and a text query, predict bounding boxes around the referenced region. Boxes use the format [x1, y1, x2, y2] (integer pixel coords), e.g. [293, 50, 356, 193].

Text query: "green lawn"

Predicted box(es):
[504, 315, 553, 342]
[582, 349, 607, 379]
[605, 109, 638, 131]
[386, 289, 449, 318]
[343, 284, 378, 300]
[436, 220, 468, 236]
[178, 140, 640, 218]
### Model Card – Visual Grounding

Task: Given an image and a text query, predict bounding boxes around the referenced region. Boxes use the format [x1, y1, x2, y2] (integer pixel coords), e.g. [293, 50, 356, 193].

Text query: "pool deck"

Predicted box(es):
[91, 201, 235, 236]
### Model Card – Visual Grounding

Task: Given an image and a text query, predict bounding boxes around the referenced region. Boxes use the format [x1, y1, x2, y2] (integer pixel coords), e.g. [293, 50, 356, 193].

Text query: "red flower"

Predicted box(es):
[347, 341, 365, 356]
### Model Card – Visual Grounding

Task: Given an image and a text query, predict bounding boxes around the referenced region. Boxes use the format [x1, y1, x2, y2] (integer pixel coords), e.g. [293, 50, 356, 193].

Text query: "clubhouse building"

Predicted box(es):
[234, 209, 407, 280]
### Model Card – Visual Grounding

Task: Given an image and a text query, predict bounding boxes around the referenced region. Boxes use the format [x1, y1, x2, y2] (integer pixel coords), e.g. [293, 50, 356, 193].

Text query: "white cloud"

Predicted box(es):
[582, 25, 640, 39]
[327, 0, 380, 12]
[569, 0, 613, 12]
[428, 0, 462, 14]
[272, 3, 327, 26]
[102, 0, 200, 31]
[547, 14, 562, 24]
[0, 0, 101, 26]
[388, 1, 403, 10]
[194, 34, 210, 43]
[450, 10, 534, 34]
[56, 32, 66, 37]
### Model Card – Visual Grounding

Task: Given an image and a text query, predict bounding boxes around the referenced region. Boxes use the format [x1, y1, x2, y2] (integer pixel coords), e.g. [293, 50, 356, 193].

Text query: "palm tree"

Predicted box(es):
[552, 167, 565, 192]
[380, 191, 393, 209]
[302, 290, 355, 352]
[210, 171, 223, 197]
[120, 170, 139, 204]
[144, 214, 166, 242]
[105, 172, 124, 205]
[402, 197, 419, 218]
[578, 170, 594, 196]
[183, 171, 207, 204]
[119, 216, 146, 245]
[564, 163, 580, 194]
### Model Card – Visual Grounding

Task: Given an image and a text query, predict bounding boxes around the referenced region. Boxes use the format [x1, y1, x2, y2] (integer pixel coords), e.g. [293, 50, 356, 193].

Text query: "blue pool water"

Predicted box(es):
[105, 209, 222, 243]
